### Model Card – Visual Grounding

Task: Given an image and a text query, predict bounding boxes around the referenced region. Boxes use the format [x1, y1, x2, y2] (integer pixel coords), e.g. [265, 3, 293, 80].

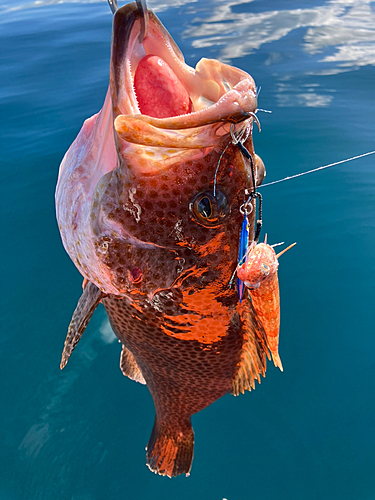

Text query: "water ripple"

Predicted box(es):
[184, 0, 375, 72]
[0, 0, 196, 14]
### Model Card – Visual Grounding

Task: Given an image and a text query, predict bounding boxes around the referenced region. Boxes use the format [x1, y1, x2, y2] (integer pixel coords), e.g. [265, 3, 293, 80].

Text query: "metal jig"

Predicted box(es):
[236, 140, 263, 243]
[230, 120, 263, 300]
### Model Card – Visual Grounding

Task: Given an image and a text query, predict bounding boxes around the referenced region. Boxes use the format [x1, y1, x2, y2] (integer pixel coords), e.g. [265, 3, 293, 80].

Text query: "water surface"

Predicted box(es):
[1, 1, 375, 499]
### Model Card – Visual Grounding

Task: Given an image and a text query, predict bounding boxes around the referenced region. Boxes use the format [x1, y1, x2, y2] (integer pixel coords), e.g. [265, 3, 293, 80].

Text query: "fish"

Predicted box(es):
[56, 2, 270, 477]
[236, 238, 296, 372]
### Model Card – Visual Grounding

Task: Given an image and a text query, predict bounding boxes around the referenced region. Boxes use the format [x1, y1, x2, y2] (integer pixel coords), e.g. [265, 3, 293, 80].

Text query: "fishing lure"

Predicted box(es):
[233, 133, 263, 301]
[237, 237, 296, 371]
[214, 120, 264, 302]
[236, 211, 250, 302]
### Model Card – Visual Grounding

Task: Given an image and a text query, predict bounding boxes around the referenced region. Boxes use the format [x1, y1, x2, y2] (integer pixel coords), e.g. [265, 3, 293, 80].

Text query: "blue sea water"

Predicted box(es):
[1, 0, 375, 499]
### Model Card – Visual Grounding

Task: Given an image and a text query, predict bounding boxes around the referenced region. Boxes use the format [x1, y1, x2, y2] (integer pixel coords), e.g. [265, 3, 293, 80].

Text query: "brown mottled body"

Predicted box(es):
[56, 3, 271, 477]
[100, 141, 269, 476]
[104, 294, 242, 475]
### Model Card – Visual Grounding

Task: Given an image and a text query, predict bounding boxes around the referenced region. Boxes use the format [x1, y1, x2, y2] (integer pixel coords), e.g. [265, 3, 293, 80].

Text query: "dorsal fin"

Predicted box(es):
[232, 296, 270, 395]
[120, 345, 146, 385]
[60, 281, 105, 370]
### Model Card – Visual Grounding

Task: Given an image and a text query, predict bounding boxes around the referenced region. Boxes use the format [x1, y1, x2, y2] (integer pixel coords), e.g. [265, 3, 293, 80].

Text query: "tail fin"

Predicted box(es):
[146, 417, 194, 477]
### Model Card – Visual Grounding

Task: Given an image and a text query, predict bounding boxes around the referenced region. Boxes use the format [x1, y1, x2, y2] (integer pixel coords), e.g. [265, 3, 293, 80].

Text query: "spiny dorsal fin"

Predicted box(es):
[232, 296, 270, 396]
[60, 281, 104, 370]
[120, 345, 146, 385]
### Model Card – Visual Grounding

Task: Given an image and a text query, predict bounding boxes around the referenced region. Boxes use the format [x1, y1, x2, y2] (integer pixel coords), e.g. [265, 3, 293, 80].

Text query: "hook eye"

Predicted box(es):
[191, 191, 229, 227]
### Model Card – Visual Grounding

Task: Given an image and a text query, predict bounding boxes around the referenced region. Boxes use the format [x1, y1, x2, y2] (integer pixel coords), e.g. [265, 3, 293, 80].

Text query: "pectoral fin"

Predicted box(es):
[120, 345, 146, 385]
[60, 281, 105, 370]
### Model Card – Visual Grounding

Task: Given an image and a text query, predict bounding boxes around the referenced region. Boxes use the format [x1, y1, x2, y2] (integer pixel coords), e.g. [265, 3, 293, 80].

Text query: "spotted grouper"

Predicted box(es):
[56, 2, 269, 477]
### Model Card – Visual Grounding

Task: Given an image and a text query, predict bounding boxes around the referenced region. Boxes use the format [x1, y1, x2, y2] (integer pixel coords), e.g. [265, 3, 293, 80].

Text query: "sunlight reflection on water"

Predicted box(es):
[1, 0, 375, 498]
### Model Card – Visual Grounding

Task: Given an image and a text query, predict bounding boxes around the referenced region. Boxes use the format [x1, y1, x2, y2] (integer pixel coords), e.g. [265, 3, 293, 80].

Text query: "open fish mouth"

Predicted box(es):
[111, 3, 258, 151]
[56, 2, 261, 297]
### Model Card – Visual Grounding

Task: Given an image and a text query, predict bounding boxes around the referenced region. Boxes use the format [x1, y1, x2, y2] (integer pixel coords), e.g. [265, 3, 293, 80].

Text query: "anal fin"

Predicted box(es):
[232, 296, 270, 395]
[120, 345, 146, 385]
[146, 417, 194, 477]
[60, 281, 104, 370]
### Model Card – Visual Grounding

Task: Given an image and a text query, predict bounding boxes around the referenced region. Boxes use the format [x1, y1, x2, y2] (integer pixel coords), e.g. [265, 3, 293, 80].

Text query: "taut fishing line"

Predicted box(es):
[259, 150, 375, 188]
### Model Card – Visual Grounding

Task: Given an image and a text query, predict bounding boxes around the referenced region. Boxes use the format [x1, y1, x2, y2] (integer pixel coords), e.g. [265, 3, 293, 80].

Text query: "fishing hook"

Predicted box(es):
[107, 0, 118, 14]
[236, 140, 263, 242]
[107, 0, 149, 43]
[242, 111, 261, 133]
[212, 121, 251, 197]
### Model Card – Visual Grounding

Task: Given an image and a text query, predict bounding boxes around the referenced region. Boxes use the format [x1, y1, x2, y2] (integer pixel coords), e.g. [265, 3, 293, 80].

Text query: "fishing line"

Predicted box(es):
[213, 142, 231, 197]
[231, 123, 265, 300]
[213, 120, 252, 197]
[237, 143, 263, 243]
[259, 150, 375, 188]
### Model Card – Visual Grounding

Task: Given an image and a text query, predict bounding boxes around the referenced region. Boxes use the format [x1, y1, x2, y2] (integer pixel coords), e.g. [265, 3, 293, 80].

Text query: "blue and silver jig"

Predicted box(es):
[237, 210, 250, 302]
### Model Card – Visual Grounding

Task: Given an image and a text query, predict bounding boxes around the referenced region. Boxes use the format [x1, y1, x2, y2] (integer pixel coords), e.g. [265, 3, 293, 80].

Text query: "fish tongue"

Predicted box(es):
[134, 54, 192, 118]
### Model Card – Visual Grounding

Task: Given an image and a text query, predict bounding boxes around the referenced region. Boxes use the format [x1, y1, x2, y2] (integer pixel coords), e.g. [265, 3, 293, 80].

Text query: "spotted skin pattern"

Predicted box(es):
[103, 275, 267, 477]
[99, 141, 270, 477]
[93, 146, 246, 297]
[56, 3, 271, 478]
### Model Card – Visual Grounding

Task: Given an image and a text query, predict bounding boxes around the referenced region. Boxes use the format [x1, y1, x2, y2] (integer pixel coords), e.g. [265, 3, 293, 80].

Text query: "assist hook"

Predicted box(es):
[107, 0, 149, 42]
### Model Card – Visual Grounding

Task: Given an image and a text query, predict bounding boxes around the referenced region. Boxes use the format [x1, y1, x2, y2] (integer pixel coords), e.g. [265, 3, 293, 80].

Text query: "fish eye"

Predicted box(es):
[191, 191, 229, 227]
[197, 196, 212, 218]
[261, 263, 270, 275]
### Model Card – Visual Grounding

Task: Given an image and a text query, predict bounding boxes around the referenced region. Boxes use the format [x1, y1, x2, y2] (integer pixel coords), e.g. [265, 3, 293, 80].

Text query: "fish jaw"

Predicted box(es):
[56, 2, 259, 297]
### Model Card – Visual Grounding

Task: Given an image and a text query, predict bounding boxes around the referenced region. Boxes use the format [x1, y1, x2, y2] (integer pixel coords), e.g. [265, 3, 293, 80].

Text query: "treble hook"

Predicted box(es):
[107, 0, 149, 43]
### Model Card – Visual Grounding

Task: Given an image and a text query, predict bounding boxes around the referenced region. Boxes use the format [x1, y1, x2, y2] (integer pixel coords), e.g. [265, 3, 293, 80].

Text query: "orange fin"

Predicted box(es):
[120, 345, 146, 385]
[60, 281, 104, 370]
[272, 352, 284, 372]
[232, 298, 270, 395]
[146, 418, 194, 477]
